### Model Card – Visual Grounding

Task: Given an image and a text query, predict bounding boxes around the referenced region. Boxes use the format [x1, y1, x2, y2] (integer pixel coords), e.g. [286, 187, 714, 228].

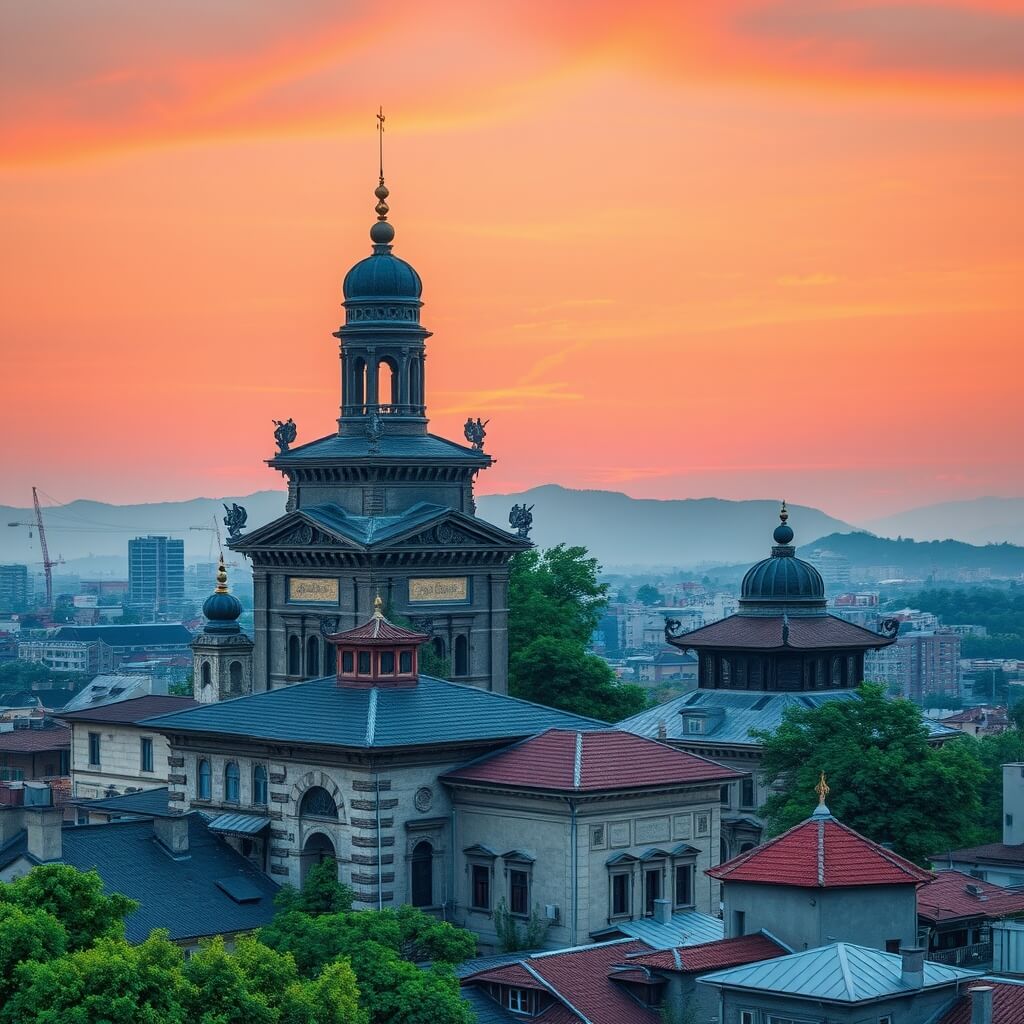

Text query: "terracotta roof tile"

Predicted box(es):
[707, 813, 933, 888]
[918, 871, 1024, 923]
[442, 729, 742, 793]
[326, 614, 429, 645]
[0, 723, 70, 752]
[938, 981, 1024, 1024]
[625, 933, 787, 973]
[668, 613, 892, 652]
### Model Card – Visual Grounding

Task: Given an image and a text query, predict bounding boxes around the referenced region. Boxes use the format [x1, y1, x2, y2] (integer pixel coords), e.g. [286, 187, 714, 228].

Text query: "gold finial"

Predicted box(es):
[780, 499, 789, 524]
[815, 771, 830, 806]
[373, 593, 384, 619]
[374, 107, 389, 221]
[215, 555, 229, 594]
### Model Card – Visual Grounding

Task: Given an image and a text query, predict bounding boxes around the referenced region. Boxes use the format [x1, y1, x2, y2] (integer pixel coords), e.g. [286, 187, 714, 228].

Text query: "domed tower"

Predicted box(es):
[665, 504, 897, 692]
[191, 559, 254, 704]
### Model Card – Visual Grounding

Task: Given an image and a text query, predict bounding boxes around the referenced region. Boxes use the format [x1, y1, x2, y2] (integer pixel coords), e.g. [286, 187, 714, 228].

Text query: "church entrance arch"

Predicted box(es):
[300, 832, 336, 885]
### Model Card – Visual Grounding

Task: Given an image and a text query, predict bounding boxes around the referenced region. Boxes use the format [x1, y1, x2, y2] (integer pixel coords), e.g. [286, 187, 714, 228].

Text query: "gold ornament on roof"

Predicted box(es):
[215, 556, 229, 594]
[815, 771, 830, 806]
[779, 499, 789, 523]
[373, 593, 384, 619]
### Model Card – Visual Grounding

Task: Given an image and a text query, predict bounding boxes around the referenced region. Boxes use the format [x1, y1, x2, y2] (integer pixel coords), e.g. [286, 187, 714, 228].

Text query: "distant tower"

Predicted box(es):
[191, 559, 253, 703]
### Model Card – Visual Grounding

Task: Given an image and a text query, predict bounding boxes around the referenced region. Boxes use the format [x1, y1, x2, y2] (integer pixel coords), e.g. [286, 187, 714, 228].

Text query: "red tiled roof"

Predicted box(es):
[938, 843, 1024, 867]
[58, 695, 199, 725]
[918, 871, 1024, 923]
[624, 933, 787, 973]
[707, 812, 933, 888]
[463, 940, 657, 1024]
[465, 963, 545, 989]
[667, 613, 892, 652]
[938, 981, 1024, 1024]
[326, 614, 429, 645]
[0, 723, 70, 752]
[442, 729, 742, 792]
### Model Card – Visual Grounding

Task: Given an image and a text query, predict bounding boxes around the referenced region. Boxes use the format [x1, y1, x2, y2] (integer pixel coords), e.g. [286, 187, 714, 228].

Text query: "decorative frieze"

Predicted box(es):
[352, 835, 395, 848]
[168, 756, 185, 768]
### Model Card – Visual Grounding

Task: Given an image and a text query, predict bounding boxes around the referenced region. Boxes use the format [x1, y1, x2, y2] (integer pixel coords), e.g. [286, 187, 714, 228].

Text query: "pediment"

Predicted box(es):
[230, 511, 364, 551]
[382, 509, 526, 551]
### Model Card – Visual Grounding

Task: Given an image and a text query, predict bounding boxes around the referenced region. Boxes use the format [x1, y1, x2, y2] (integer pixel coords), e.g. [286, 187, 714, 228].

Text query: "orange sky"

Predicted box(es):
[2, 0, 1022, 521]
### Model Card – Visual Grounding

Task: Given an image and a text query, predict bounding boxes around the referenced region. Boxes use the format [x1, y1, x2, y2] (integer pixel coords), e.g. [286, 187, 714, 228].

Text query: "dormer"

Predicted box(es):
[325, 596, 429, 689]
[679, 706, 725, 737]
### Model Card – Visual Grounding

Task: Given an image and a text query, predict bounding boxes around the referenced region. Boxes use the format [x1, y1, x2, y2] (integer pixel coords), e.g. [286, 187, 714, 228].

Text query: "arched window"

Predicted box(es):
[432, 637, 446, 661]
[408, 359, 418, 408]
[229, 661, 243, 692]
[253, 764, 268, 805]
[299, 786, 338, 820]
[197, 759, 211, 800]
[324, 643, 337, 675]
[288, 635, 301, 676]
[831, 657, 843, 686]
[200, 661, 212, 689]
[306, 636, 320, 677]
[225, 762, 240, 802]
[454, 635, 469, 677]
[378, 358, 397, 405]
[352, 357, 366, 409]
[411, 840, 433, 907]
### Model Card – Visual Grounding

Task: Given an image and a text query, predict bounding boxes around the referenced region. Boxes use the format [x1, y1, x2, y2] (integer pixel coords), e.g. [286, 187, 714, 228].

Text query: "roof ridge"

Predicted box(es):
[520, 961, 589, 1024]
[836, 943, 857, 1000]
[364, 689, 378, 746]
[817, 817, 825, 886]
[829, 818, 932, 880]
[573, 732, 583, 790]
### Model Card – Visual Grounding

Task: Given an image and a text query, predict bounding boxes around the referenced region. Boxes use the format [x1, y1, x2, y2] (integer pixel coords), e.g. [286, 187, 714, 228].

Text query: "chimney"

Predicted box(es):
[657, 720, 667, 740]
[653, 898, 672, 925]
[153, 813, 190, 856]
[969, 985, 994, 1024]
[899, 947, 925, 990]
[25, 806, 64, 862]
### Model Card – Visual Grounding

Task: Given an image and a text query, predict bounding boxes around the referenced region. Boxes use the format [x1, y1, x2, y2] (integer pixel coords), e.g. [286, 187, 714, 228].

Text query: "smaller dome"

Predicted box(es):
[203, 590, 242, 623]
[343, 251, 422, 302]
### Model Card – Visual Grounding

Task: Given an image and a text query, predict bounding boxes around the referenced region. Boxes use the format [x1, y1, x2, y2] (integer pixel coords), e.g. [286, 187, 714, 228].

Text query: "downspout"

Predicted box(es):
[569, 798, 578, 946]
[375, 769, 383, 911]
[449, 803, 457, 923]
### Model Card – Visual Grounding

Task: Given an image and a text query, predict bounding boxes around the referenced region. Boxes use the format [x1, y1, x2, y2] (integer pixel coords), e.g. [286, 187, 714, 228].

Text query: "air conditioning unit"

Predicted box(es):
[544, 904, 560, 921]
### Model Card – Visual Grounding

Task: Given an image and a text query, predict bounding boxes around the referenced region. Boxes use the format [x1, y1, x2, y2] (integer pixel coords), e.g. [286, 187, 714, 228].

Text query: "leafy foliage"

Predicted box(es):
[508, 545, 648, 720]
[754, 684, 986, 864]
[635, 584, 665, 606]
[274, 860, 355, 917]
[493, 899, 549, 953]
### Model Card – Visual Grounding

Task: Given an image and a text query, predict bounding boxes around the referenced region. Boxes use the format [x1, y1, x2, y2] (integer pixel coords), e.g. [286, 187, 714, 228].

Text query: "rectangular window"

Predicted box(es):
[740, 1013, 755, 1024]
[741, 776, 756, 808]
[358, 651, 371, 675]
[733, 910, 746, 937]
[140, 737, 153, 773]
[509, 870, 529, 916]
[399, 650, 413, 673]
[471, 864, 491, 911]
[720, 784, 731, 806]
[611, 872, 631, 916]
[1007, 813, 1014, 827]
[878, 1016, 892, 1024]
[379, 651, 395, 675]
[885, 939, 901, 953]
[644, 868, 662, 916]
[88, 731, 101, 766]
[674, 863, 694, 907]
[342, 650, 354, 673]
[686, 718, 703, 734]
[506, 988, 531, 1014]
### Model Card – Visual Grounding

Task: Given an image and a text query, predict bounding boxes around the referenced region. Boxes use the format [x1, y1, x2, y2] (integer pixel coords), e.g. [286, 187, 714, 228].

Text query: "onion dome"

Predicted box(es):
[201, 558, 242, 634]
[739, 502, 826, 616]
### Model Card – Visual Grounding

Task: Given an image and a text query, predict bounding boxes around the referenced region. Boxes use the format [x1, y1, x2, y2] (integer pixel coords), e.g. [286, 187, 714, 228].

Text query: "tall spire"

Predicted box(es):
[215, 555, 229, 594]
[370, 107, 394, 248]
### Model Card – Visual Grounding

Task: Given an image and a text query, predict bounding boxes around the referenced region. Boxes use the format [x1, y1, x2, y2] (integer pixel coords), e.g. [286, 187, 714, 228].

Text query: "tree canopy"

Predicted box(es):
[635, 584, 665, 607]
[507, 544, 648, 720]
[754, 684, 986, 864]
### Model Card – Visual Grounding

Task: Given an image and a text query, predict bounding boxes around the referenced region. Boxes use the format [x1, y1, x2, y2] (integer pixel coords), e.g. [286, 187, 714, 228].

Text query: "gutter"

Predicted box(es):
[569, 797, 578, 946]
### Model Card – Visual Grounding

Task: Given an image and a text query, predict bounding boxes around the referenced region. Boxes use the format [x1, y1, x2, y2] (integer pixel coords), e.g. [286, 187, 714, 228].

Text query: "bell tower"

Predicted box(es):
[191, 559, 254, 704]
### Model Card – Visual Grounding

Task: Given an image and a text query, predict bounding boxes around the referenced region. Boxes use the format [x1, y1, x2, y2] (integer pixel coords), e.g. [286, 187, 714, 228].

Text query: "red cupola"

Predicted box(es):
[325, 595, 430, 688]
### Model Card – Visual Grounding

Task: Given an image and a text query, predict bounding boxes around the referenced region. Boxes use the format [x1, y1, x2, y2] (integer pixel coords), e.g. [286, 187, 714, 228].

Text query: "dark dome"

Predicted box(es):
[740, 555, 825, 607]
[343, 251, 422, 302]
[203, 590, 242, 622]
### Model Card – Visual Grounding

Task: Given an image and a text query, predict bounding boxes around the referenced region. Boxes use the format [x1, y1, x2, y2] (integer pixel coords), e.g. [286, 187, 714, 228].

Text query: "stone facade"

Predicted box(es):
[68, 720, 173, 800]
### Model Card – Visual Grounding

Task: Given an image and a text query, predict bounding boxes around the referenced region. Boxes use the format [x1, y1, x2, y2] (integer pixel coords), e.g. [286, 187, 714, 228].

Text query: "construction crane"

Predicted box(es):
[6, 486, 61, 609]
[189, 516, 238, 569]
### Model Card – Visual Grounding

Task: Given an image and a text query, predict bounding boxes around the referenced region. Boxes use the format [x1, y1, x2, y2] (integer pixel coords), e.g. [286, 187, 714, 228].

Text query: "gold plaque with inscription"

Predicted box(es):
[288, 578, 339, 603]
[408, 577, 469, 603]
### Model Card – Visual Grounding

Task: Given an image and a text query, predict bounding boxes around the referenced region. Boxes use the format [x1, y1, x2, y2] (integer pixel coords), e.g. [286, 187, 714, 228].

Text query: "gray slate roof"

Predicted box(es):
[592, 909, 724, 948]
[270, 431, 488, 465]
[53, 624, 194, 647]
[699, 942, 980, 1001]
[619, 688, 958, 747]
[59, 814, 279, 943]
[142, 674, 608, 749]
[72, 787, 170, 817]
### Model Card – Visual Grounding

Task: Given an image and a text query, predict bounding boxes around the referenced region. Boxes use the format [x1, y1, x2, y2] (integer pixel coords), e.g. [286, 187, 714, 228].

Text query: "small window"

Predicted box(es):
[506, 988, 531, 1014]
[740, 1013, 755, 1024]
[88, 731, 101, 767]
[510, 869, 529, 916]
[471, 864, 491, 911]
[674, 862, 694, 908]
[611, 872, 631, 917]
[253, 764, 268, 805]
[200, 661, 212, 688]
[741, 776, 756, 808]
[224, 761, 240, 802]
[885, 939, 901, 953]
[454, 635, 469, 676]
[342, 650, 354, 673]
[288, 635, 301, 676]
[399, 650, 413, 673]
[720, 784, 731, 806]
[1007, 813, 1014, 827]
[379, 650, 395, 675]
[733, 910, 746, 937]
[198, 759, 211, 800]
[140, 737, 153, 773]
[358, 651, 371, 675]
[879, 1016, 892, 1024]
[686, 717, 703, 734]
[644, 867, 662, 916]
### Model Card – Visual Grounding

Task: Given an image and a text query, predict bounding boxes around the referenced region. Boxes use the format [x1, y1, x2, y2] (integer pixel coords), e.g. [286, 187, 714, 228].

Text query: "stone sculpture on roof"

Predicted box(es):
[272, 417, 297, 453]
[222, 502, 247, 541]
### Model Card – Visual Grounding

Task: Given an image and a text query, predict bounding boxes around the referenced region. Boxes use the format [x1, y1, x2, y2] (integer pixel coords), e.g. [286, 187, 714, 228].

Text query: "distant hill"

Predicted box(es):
[476, 485, 853, 569]
[797, 532, 1024, 578]
[865, 497, 1024, 546]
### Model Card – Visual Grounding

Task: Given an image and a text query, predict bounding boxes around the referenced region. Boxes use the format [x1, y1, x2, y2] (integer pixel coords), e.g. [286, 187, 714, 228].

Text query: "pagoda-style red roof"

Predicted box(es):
[917, 870, 1024, 924]
[442, 728, 742, 793]
[707, 810, 933, 888]
[623, 932, 787, 973]
[667, 613, 893, 652]
[326, 612, 429, 646]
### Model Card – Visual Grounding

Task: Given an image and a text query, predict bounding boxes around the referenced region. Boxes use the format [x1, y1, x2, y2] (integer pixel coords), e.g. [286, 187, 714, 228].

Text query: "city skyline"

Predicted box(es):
[2, 2, 1022, 520]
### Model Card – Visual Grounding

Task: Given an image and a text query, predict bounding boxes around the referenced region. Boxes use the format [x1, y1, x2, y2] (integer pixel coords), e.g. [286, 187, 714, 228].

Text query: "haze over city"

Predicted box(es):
[3, 1, 1023, 520]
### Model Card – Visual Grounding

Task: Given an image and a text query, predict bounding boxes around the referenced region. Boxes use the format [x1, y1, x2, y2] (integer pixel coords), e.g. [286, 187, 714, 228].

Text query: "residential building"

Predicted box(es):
[940, 706, 1010, 737]
[866, 630, 963, 701]
[17, 637, 113, 674]
[128, 535, 185, 616]
[0, 564, 29, 613]
[59, 674, 160, 712]
[809, 547, 851, 589]
[57, 694, 199, 801]
[44, 623, 193, 663]
[0, 718, 70, 782]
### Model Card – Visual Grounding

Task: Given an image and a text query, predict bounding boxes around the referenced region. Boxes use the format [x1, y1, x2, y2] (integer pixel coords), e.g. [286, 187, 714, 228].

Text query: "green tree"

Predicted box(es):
[0, 864, 136, 951]
[507, 546, 648, 720]
[274, 861, 355, 917]
[635, 584, 664, 606]
[386, 608, 450, 679]
[754, 684, 986, 864]
[0, 903, 67, 1003]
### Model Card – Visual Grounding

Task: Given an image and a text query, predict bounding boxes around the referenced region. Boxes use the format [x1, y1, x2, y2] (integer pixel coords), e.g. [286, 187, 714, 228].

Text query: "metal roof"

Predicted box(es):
[592, 910, 724, 949]
[207, 812, 270, 836]
[269, 431, 488, 465]
[699, 942, 981, 1002]
[618, 688, 958, 746]
[72, 787, 170, 817]
[141, 674, 608, 749]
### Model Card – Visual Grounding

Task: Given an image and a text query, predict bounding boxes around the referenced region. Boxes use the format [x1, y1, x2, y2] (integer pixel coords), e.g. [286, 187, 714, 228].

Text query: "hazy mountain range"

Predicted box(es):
[2, 485, 1020, 574]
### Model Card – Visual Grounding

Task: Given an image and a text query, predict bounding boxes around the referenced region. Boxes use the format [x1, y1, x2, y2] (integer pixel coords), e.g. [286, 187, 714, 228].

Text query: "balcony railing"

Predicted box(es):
[340, 403, 424, 418]
[927, 942, 993, 967]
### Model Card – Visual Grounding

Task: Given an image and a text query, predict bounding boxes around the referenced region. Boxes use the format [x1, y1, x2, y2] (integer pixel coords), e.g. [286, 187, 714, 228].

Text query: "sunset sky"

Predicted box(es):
[2, 1, 1022, 522]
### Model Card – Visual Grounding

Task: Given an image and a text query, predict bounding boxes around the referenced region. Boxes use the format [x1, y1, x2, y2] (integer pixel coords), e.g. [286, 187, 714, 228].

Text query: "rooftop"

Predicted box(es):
[51, 624, 194, 647]
[71, 787, 170, 817]
[58, 694, 199, 726]
[140, 674, 608, 750]
[441, 728, 742, 793]
[623, 932, 787, 973]
[918, 870, 1024, 924]
[700, 942, 981, 1002]
[707, 810, 933, 888]
[667, 612, 892, 651]
[938, 979, 1024, 1024]
[935, 842, 1024, 868]
[268, 431, 489, 466]
[0, 720, 69, 752]
[591, 909, 724, 948]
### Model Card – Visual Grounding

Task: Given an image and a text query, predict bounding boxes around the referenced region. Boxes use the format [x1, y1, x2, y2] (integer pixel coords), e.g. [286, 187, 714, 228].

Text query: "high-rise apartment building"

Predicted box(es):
[128, 537, 184, 616]
[864, 630, 962, 701]
[0, 564, 30, 613]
